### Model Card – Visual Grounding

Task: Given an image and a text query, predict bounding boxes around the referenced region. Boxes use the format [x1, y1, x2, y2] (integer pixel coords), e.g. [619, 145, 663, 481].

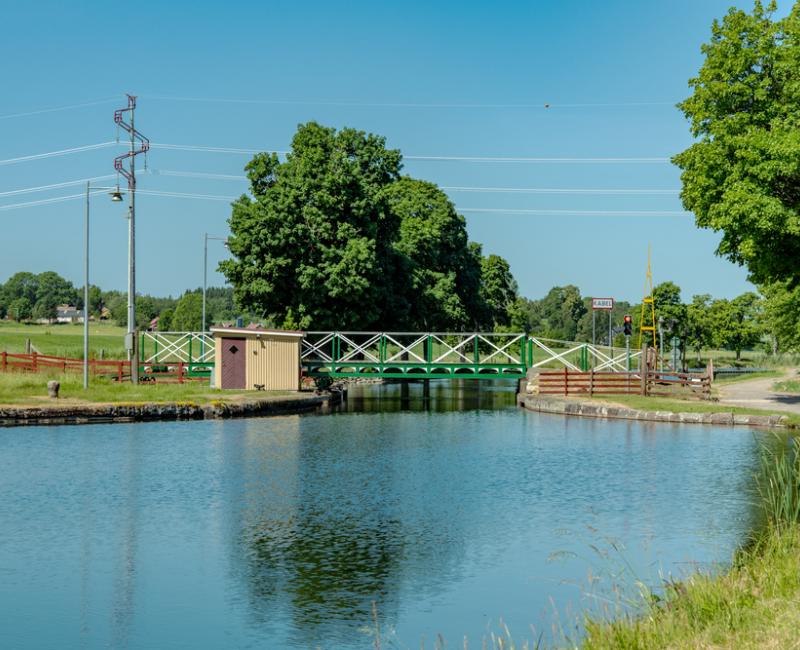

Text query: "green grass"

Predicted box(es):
[590, 394, 800, 426]
[0, 321, 127, 358]
[580, 526, 800, 649]
[580, 435, 800, 650]
[0, 371, 296, 406]
[773, 379, 800, 393]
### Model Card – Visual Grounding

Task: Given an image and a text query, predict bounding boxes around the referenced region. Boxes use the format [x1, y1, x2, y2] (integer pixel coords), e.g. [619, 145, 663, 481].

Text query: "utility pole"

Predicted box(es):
[114, 95, 149, 384]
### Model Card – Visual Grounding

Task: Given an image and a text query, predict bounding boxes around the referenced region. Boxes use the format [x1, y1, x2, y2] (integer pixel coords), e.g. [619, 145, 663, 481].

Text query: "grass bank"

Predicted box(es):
[581, 434, 800, 650]
[773, 378, 800, 394]
[589, 393, 800, 427]
[0, 371, 294, 407]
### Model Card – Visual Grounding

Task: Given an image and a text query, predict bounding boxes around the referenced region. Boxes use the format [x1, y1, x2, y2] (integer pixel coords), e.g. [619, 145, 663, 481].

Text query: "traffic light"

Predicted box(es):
[623, 315, 632, 336]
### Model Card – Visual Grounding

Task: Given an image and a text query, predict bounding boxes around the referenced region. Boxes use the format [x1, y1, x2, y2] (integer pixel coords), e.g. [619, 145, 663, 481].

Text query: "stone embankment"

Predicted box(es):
[518, 393, 789, 428]
[0, 392, 341, 427]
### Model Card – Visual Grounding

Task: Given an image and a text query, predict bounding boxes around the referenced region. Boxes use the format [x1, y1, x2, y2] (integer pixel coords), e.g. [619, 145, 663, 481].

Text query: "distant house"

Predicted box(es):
[56, 305, 82, 324]
[148, 316, 159, 332]
[99, 307, 112, 321]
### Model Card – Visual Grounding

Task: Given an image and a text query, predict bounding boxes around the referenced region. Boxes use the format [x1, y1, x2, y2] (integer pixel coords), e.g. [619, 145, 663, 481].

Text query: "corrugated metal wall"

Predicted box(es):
[214, 337, 222, 387]
[245, 336, 300, 390]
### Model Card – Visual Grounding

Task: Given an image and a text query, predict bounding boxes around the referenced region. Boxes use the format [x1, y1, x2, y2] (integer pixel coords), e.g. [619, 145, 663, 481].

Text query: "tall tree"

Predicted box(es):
[709, 292, 764, 360]
[674, 2, 800, 286]
[384, 178, 477, 330]
[171, 292, 204, 331]
[686, 294, 714, 363]
[479, 254, 518, 330]
[220, 122, 403, 330]
[760, 280, 800, 352]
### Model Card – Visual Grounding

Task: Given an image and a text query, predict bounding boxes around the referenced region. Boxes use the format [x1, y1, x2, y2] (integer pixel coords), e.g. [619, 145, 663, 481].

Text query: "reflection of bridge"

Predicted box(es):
[139, 331, 642, 380]
[301, 331, 642, 380]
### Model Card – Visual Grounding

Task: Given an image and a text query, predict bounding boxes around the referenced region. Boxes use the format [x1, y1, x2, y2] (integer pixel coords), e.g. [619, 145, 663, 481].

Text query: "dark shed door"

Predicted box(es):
[220, 337, 246, 389]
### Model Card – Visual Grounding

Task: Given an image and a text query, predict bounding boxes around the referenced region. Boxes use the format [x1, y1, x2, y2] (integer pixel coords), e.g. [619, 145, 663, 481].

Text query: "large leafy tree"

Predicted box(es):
[171, 292, 204, 331]
[221, 122, 404, 330]
[709, 292, 764, 360]
[385, 178, 488, 330]
[760, 280, 800, 351]
[674, 1, 800, 286]
[221, 122, 518, 332]
[479, 254, 519, 329]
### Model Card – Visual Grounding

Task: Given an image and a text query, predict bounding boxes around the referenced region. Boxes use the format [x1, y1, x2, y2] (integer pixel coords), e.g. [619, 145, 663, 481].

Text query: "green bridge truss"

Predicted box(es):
[140, 331, 642, 381]
[303, 331, 531, 380]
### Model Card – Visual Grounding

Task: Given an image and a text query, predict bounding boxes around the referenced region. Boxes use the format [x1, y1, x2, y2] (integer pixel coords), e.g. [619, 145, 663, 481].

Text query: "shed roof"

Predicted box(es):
[210, 326, 305, 338]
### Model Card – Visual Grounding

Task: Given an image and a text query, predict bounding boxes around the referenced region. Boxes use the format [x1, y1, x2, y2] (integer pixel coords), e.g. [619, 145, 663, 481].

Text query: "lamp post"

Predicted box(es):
[202, 233, 228, 354]
[83, 181, 125, 389]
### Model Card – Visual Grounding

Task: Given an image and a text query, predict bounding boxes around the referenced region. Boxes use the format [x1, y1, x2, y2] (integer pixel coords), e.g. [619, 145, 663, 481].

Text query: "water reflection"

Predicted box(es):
[343, 378, 518, 412]
[0, 382, 770, 649]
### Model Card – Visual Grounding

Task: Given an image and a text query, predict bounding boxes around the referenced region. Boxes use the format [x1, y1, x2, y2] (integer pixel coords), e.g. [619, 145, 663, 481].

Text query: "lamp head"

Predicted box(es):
[110, 189, 124, 202]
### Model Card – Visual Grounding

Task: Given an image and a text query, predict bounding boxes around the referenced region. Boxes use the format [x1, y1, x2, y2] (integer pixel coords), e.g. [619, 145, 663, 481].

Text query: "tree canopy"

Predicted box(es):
[220, 122, 518, 331]
[674, 1, 800, 286]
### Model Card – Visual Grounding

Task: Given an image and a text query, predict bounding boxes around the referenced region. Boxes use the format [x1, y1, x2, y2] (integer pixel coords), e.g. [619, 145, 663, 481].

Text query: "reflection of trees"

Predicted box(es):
[247, 515, 405, 626]
[229, 407, 485, 646]
[344, 379, 517, 413]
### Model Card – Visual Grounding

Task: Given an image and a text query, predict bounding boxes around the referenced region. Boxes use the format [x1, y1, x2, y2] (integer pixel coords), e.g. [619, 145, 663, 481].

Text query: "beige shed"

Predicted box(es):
[211, 327, 304, 391]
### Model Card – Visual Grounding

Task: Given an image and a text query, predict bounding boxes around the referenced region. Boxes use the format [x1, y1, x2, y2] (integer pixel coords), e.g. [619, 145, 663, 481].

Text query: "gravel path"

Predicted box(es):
[718, 371, 800, 415]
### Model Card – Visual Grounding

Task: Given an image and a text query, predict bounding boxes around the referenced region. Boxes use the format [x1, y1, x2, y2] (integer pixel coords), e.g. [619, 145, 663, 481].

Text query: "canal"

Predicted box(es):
[0, 381, 762, 648]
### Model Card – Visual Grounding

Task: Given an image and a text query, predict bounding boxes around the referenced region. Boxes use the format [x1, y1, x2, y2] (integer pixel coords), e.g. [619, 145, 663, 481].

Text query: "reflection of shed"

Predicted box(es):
[211, 327, 304, 390]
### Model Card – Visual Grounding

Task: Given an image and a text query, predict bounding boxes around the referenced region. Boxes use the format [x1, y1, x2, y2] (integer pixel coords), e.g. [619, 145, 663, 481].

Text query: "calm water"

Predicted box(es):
[0, 381, 762, 649]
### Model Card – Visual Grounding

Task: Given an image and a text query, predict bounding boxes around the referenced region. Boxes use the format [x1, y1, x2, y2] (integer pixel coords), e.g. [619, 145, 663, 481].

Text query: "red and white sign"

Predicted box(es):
[592, 298, 614, 310]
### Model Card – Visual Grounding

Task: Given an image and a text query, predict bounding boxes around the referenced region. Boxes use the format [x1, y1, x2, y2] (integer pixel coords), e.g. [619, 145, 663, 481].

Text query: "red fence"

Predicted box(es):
[536, 368, 711, 399]
[0, 352, 204, 384]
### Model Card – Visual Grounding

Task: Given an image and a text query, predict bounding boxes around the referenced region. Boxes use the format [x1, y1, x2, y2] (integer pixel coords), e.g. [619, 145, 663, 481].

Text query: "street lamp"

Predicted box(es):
[84, 181, 126, 389]
[202, 233, 228, 338]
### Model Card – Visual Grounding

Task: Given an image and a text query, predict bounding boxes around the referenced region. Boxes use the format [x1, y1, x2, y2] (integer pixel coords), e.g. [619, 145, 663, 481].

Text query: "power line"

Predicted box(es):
[149, 142, 671, 163]
[136, 189, 236, 201]
[0, 141, 674, 167]
[0, 191, 109, 211]
[459, 208, 690, 216]
[0, 188, 690, 215]
[0, 169, 681, 199]
[441, 185, 679, 195]
[0, 142, 116, 166]
[0, 175, 118, 198]
[0, 98, 118, 121]
[150, 169, 680, 195]
[143, 94, 675, 109]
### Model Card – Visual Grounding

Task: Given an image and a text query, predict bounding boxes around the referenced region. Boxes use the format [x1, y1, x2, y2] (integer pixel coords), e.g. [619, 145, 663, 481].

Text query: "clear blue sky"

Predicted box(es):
[1, 0, 793, 303]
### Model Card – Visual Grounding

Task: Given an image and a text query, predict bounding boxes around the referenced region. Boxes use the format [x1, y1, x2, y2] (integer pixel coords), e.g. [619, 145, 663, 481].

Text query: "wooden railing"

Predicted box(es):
[536, 368, 711, 399]
[0, 352, 206, 384]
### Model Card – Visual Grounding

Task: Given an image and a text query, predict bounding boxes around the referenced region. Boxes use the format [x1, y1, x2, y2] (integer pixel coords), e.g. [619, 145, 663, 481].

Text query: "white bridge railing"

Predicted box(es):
[141, 331, 215, 364]
[145, 330, 642, 372]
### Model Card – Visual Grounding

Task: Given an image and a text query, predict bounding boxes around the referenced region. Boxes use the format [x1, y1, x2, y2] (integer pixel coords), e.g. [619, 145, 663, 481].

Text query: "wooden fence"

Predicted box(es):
[0, 352, 204, 384]
[536, 368, 711, 399]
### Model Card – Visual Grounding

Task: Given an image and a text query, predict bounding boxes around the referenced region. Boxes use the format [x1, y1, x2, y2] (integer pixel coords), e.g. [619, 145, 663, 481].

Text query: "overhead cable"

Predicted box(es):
[149, 142, 671, 163]
[143, 94, 675, 109]
[0, 142, 117, 166]
[0, 98, 118, 121]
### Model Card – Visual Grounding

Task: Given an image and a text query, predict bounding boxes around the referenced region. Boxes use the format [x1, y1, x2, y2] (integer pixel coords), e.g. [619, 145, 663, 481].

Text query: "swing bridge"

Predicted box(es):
[139, 331, 641, 380]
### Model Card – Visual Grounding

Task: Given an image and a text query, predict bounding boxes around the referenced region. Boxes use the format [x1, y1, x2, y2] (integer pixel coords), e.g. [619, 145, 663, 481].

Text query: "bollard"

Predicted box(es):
[47, 380, 60, 399]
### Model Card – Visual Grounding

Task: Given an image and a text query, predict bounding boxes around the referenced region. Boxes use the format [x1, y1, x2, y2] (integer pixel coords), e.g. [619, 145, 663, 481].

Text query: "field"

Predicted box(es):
[0, 321, 127, 358]
[0, 371, 295, 407]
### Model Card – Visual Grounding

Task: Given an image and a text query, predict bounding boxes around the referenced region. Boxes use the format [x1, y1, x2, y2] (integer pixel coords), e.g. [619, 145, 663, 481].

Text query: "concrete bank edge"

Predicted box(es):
[0, 392, 340, 427]
[519, 394, 790, 428]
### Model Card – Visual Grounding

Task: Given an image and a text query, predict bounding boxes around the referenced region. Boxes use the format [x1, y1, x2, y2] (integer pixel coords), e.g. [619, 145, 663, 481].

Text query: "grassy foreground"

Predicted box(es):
[581, 435, 800, 650]
[0, 371, 296, 407]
